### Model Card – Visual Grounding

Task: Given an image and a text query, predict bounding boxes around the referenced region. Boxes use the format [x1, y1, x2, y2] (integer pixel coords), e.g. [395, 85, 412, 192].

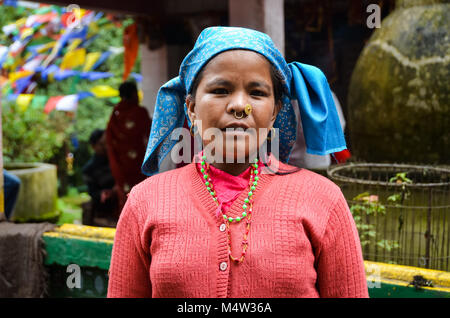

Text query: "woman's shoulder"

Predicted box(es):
[272, 161, 342, 197]
[129, 164, 193, 198]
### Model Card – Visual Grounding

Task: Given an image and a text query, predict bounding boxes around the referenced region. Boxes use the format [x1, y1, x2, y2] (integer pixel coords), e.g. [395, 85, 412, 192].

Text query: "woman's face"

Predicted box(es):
[186, 50, 281, 163]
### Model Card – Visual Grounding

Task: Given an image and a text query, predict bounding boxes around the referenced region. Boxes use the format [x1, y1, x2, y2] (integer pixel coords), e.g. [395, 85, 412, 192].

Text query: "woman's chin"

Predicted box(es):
[203, 137, 261, 164]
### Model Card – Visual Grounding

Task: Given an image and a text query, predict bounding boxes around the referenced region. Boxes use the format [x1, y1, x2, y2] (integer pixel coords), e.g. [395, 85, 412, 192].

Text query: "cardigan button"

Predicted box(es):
[219, 224, 226, 232]
[219, 262, 228, 271]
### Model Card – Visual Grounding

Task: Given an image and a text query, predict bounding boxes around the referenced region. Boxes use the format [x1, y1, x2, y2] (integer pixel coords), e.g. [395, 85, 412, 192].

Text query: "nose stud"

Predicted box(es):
[244, 104, 252, 116]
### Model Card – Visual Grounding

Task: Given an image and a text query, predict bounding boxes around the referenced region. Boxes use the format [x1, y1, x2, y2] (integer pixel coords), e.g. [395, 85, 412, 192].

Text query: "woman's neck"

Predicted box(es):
[210, 162, 251, 176]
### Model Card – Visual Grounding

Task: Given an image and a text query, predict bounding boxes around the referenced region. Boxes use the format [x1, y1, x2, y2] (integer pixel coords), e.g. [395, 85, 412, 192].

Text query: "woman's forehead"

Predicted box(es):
[208, 49, 269, 66]
[200, 50, 272, 78]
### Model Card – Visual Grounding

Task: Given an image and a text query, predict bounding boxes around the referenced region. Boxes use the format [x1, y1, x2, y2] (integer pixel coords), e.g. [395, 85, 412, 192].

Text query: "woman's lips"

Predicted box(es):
[221, 122, 250, 131]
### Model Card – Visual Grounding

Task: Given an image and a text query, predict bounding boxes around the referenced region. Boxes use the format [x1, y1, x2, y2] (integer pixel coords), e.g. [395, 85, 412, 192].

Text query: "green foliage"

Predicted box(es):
[389, 172, 413, 185]
[2, 100, 72, 163]
[56, 187, 90, 225]
[376, 239, 400, 252]
[350, 192, 399, 251]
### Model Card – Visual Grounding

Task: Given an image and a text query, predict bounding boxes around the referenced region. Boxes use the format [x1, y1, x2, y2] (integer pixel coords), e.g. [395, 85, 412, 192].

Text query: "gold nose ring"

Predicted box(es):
[244, 104, 252, 116]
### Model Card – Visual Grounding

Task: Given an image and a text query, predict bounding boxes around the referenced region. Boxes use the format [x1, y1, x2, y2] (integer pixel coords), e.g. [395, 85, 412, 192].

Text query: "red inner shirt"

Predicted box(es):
[195, 154, 255, 217]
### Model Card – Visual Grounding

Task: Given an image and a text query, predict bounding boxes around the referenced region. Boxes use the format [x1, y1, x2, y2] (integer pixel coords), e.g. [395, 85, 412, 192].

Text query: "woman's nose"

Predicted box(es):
[226, 92, 247, 114]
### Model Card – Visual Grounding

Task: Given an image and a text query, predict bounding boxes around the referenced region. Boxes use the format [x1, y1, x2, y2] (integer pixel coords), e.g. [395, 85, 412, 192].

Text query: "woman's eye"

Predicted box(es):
[251, 90, 267, 97]
[211, 88, 228, 94]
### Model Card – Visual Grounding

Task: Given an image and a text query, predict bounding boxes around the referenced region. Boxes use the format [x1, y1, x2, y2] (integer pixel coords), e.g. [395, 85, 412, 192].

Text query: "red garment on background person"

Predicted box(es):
[106, 100, 151, 212]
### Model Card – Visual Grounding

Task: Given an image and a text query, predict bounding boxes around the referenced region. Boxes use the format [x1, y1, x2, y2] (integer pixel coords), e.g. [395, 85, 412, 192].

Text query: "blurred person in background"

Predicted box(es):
[105, 81, 152, 211]
[82, 129, 118, 226]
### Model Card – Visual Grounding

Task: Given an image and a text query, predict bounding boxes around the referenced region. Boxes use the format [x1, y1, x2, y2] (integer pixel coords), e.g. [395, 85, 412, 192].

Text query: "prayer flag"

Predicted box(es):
[66, 38, 82, 53]
[80, 71, 113, 81]
[60, 48, 86, 70]
[90, 85, 119, 98]
[9, 71, 33, 83]
[36, 41, 56, 53]
[44, 95, 78, 113]
[2, 24, 17, 36]
[123, 22, 138, 81]
[0, 46, 8, 68]
[14, 75, 32, 94]
[22, 55, 44, 71]
[20, 27, 35, 40]
[91, 51, 111, 70]
[55, 94, 78, 112]
[53, 69, 79, 81]
[44, 96, 62, 113]
[83, 52, 101, 72]
[7, 94, 19, 102]
[41, 64, 58, 81]
[16, 94, 34, 112]
[77, 91, 94, 100]
[130, 72, 142, 83]
[3, 0, 18, 8]
[30, 95, 48, 110]
[34, 12, 58, 24]
[35, 5, 53, 15]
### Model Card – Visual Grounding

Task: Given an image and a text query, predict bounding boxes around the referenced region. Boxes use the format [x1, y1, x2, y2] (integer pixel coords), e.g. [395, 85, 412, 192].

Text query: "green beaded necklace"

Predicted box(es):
[200, 155, 259, 223]
[199, 155, 260, 264]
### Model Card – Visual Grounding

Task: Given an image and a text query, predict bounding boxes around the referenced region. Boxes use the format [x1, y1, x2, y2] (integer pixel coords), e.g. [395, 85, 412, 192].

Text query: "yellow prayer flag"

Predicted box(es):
[15, 18, 27, 28]
[17, 94, 34, 112]
[60, 48, 86, 70]
[90, 85, 119, 98]
[66, 38, 82, 53]
[20, 27, 34, 40]
[79, 9, 87, 19]
[37, 41, 56, 53]
[83, 52, 101, 72]
[9, 70, 33, 83]
[88, 22, 99, 36]
[10, 57, 25, 72]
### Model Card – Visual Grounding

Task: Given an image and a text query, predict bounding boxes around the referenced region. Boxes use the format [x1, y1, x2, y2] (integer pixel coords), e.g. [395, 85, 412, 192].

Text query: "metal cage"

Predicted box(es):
[328, 163, 450, 271]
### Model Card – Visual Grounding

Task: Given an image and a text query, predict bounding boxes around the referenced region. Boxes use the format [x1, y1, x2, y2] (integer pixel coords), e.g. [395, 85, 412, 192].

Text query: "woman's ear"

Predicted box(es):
[186, 94, 196, 123]
[271, 100, 282, 123]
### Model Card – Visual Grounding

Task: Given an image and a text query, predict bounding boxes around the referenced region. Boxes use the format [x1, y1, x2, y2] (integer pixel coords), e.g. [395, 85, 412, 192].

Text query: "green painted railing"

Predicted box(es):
[43, 224, 450, 298]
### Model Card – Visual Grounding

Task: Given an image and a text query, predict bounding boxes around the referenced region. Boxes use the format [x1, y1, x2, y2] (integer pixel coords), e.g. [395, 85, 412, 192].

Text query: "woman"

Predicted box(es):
[106, 81, 152, 212]
[107, 27, 368, 298]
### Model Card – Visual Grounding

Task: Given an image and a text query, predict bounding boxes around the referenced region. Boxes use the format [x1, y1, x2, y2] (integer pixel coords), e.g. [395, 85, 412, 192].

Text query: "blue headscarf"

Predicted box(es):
[142, 26, 346, 176]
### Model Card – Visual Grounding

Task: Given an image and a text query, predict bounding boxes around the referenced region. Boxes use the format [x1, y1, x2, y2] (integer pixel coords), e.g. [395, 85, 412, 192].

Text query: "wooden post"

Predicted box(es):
[140, 43, 168, 117]
[228, 0, 285, 56]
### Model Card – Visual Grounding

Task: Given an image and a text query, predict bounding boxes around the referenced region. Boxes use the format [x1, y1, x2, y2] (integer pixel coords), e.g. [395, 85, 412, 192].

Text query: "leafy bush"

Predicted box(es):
[2, 100, 72, 163]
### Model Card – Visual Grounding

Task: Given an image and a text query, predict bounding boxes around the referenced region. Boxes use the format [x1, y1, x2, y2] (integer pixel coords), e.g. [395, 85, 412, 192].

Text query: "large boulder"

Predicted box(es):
[348, 1, 449, 164]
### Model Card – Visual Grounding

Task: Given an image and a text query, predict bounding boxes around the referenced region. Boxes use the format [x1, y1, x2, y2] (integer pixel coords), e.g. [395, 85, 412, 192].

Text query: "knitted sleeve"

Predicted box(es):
[107, 193, 152, 298]
[315, 190, 369, 298]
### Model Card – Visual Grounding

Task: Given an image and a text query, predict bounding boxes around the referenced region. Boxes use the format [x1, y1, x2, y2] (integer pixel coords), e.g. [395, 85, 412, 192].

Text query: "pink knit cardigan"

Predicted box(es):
[107, 160, 369, 298]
